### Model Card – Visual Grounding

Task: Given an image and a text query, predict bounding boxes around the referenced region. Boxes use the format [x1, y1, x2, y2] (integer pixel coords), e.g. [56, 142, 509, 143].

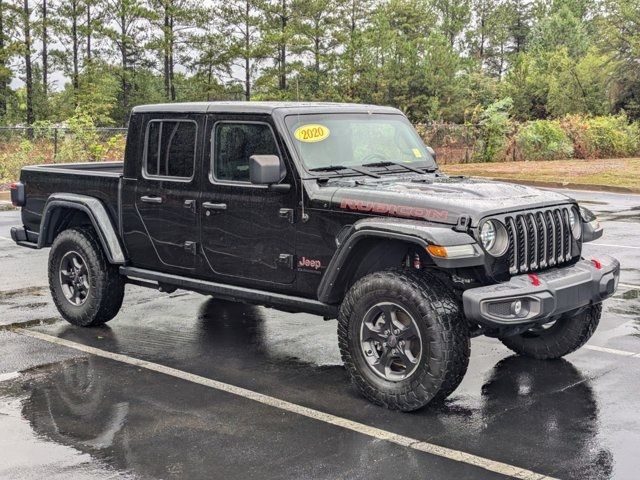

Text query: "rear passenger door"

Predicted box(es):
[199, 117, 297, 286]
[134, 117, 202, 272]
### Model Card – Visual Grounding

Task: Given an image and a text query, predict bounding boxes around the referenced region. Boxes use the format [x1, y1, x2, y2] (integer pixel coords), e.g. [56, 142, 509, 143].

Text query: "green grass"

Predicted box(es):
[442, 158, 640, 192]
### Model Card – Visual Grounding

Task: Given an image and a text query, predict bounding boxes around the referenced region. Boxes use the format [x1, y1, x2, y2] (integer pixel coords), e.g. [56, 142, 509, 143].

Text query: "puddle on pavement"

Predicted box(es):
[602, 213, 640, 223]
[9, 302, 49, 310]
[0, 352, 618, 480]
[621, 289, 640, 300]
[0, 317, 60, 331]
[0, 286, 47, 303]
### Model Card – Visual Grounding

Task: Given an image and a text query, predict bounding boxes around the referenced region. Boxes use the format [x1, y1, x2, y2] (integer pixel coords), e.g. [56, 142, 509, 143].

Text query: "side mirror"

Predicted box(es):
[249, 155, 286, 185]
[426, 146, 437, 161]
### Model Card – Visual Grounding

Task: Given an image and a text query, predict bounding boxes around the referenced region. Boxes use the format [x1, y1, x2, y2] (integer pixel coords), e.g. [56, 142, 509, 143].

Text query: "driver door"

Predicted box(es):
[199, 117, 297, 286]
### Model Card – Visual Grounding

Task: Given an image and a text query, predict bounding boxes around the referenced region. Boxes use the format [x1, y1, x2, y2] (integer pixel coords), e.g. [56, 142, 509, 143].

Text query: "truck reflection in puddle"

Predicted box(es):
[0, 300, 614, 478]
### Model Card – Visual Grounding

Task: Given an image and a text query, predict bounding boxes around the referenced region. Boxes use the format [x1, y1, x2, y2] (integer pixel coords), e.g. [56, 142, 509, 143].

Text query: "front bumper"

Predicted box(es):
[462, 256, 620, 326]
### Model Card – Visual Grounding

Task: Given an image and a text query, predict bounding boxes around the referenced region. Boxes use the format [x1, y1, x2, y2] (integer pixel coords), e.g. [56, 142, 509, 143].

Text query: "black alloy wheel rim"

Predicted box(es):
[59, 251, 90, 306]
[359, 302, 423, 381]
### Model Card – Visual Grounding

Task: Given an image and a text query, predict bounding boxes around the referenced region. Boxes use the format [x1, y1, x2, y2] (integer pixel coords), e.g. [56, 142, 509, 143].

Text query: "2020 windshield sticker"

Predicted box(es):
[294, 124, 330, 143]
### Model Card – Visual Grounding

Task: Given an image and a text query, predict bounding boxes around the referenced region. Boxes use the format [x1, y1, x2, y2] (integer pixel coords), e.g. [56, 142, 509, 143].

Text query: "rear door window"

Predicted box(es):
[144, 120, 197, 180]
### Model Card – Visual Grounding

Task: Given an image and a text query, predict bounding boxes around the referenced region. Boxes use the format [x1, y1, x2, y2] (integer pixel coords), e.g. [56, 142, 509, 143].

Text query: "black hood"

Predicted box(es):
[322, 175, 575, 226]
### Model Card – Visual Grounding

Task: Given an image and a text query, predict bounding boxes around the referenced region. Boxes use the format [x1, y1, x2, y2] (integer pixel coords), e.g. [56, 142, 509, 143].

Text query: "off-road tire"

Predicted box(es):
[499, 304, 601, 359]
[338, 268, 470, 411]
[49, 227, 125, 327]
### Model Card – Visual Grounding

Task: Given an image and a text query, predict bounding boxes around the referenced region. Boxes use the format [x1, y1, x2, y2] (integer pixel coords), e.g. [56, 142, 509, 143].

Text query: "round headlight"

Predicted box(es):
[480, 220, 509, 256]
[569, 208, 582, 239]
[480, 221, 496, 251]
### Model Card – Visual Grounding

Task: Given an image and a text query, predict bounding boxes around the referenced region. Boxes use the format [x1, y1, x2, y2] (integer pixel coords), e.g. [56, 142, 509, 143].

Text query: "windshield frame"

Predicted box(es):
[281, 112, 438, 178]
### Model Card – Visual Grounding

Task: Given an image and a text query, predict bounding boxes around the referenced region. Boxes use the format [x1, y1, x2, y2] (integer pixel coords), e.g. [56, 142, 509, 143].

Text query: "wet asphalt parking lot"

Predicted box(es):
[0, 188, 639, 480]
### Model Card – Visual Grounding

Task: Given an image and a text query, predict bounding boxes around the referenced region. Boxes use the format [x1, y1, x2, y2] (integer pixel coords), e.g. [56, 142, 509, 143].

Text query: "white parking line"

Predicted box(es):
[584, 345, 640, 357]
[18, 328, 556, 480]
[619, 283, 640, 290]
[0, 371, 20, 382]
[0, 235, 11, 241]
[588, 243, 640, 250]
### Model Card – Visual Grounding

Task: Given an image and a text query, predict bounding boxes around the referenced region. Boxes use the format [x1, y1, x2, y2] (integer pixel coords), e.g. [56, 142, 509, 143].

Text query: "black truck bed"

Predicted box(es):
[19, 162, 124, 236]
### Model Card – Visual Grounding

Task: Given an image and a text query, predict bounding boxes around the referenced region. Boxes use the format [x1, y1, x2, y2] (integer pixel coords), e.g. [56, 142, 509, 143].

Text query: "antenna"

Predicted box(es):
[296, 76, 309, 223]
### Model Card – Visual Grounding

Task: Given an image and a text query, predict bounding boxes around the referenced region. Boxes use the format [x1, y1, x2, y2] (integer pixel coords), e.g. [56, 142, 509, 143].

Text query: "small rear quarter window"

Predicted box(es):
[144, 120, 196, 180]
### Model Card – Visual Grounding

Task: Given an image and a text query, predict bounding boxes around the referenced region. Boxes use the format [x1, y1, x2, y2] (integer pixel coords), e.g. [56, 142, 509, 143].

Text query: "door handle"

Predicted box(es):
[202, 202, 227, 211]
[140, 195, 163, 204]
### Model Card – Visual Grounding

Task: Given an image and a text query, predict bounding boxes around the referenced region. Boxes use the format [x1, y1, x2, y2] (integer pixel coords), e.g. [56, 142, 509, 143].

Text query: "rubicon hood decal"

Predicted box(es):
[340, 198, 448, 221]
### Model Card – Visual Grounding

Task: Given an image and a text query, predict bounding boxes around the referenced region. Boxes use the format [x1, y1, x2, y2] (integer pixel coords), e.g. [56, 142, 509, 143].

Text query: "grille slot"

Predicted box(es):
[503, 207, 574, 275]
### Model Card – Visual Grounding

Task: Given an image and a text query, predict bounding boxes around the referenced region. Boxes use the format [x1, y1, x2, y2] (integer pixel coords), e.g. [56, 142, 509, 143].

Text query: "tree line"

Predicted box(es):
[0, 0, 637, 126]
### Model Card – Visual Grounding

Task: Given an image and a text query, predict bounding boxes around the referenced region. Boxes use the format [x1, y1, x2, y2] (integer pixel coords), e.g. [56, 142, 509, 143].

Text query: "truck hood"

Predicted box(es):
[327, 175, 574, 226]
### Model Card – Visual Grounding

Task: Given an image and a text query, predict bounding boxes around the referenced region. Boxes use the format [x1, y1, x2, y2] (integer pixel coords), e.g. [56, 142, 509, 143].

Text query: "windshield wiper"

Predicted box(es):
[309, 165, 380, 178]
[362, 161, 438, 174]
[361, 160, 428, 174]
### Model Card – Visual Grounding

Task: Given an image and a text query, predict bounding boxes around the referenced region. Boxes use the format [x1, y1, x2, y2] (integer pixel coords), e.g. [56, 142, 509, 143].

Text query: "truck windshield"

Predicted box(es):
[284, 113, 437, 173]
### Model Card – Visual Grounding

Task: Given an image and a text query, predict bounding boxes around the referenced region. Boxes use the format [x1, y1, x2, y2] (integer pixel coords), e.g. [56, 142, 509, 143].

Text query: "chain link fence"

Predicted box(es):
[415, 123, 477, 164]
[0, 127, 128, 161]
[0, 123, 479, 166]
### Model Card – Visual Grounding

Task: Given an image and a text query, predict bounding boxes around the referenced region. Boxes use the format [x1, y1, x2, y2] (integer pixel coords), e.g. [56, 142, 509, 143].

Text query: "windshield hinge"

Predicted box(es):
[453, 215, 471, 232]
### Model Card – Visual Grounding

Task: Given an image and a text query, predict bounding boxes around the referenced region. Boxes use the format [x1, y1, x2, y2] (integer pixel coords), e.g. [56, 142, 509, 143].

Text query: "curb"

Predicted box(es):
[0, 201, 16, 212]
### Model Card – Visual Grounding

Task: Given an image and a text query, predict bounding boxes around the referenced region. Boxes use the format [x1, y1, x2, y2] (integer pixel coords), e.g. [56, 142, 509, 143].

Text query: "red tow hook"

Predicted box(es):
[528, 274, 541, 286]
[591, 259, 602, 270]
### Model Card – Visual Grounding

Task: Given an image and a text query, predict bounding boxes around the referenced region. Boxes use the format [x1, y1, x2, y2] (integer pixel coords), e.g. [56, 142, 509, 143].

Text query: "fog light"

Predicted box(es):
[511, 300, 523, 316]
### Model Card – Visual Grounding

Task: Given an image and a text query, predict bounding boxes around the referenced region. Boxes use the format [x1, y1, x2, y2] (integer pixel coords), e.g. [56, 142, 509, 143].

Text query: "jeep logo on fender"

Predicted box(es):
[339, 198, 449, 221]
[298, 256, 322, 270]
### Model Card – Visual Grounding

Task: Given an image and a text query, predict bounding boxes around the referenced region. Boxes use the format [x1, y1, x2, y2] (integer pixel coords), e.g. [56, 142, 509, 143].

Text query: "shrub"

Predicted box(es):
[0, 111, 126, 184]
[0, 140, 49, 184]
[472, 98, 513, 162]
[583, 115, 639, 158]
[515, 120, 574, 161]
[561, 114, 640, 158]
[56, 111, 106, 163]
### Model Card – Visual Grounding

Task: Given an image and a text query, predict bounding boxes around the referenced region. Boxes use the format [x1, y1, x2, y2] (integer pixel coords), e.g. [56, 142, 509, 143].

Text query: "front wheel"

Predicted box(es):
[499, 304, 601, 359]
[338, 269, 470, 411]
[49, 227, 125, 327]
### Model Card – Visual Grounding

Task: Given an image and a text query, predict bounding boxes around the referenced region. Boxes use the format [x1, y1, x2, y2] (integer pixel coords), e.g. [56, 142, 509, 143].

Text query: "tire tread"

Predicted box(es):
[48, 227, 124, 327]
[338, 268, 469, 411]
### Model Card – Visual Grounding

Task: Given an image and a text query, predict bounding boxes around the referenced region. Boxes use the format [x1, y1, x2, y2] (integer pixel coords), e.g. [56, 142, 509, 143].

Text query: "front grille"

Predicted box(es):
[503, 207, 574, 274]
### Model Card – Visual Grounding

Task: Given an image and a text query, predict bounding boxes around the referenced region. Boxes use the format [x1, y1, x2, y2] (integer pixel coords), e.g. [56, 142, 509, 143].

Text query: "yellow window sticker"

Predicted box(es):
[294, 124, 330, 143]
[412, 148, 423, 158]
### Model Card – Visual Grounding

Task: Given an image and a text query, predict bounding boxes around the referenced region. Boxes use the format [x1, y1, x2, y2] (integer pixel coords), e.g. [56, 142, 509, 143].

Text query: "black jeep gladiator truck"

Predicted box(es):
[10, 102, 620, 411]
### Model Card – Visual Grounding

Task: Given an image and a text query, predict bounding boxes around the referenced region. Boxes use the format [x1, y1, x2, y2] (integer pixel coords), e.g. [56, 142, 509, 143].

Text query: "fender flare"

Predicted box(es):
[38, 193, 126, 264]
[317, 217, 482, 303]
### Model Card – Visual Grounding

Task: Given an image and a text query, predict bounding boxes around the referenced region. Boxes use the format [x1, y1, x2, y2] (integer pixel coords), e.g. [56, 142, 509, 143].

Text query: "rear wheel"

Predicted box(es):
[499, 305, 601, 359]
[49, 227, 125, 327]
[338, 269, 469, 411]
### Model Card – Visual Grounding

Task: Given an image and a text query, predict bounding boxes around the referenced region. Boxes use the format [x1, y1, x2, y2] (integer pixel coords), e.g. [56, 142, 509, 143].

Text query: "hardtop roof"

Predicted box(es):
[131, 101, 402, 116]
